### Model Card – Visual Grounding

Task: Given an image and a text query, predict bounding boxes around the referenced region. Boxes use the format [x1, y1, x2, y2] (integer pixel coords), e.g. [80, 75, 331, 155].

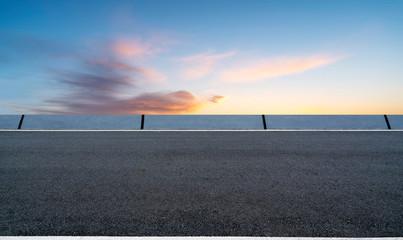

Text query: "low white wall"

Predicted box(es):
[388, 115, 403, 129]
[0, 115, 21, 129]
[264, 115, 388, 129]
[20, 115, 142, 129]
[144, 115, 263, 129]
[1, 114, 402, 129]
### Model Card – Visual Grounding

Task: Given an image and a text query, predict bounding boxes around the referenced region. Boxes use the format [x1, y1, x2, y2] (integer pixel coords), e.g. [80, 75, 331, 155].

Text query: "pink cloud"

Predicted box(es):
[110, 35, 177, 59]
[179, 51, 236, 80]
[219, 55, 343, 83]
[107, 37, 170, 82]
[111, 38, 155, 58]
[139, 68, 166, 83]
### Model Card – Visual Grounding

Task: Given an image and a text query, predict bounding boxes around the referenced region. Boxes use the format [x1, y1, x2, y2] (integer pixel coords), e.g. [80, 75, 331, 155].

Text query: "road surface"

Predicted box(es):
[1, 131, 402, 236]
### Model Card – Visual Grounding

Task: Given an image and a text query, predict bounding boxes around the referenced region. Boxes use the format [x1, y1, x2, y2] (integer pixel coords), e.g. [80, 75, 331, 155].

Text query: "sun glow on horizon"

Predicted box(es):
[0, 0, 402, 114]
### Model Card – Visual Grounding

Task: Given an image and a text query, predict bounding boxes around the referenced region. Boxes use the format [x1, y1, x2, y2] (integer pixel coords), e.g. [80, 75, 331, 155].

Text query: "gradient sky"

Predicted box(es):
[1, 0, 402, 114]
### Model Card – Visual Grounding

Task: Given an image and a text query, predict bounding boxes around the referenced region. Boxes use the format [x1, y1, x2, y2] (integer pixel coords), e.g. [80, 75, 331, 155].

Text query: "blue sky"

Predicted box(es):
[1, 0, 402, 114]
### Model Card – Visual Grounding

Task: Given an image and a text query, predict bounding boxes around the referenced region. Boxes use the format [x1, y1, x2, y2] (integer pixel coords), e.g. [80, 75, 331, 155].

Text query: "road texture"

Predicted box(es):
[1, 131, 402, 236]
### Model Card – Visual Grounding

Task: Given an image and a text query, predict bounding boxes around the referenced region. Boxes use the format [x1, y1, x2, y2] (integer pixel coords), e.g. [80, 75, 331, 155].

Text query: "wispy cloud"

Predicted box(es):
[179, 51, 236, 80]
[54, 59, 137, 95]
[0, 32, 224, 114]
[111, 35, 177, 58]
[87, 58, 141, 72]
[219, 55, 343, 83]
[39, 90, 203, 114]
[39, 56, 205, 114]
[111, 38, 155, 58]
[208, 95, 225, 103]
[139, 68, 166, 83]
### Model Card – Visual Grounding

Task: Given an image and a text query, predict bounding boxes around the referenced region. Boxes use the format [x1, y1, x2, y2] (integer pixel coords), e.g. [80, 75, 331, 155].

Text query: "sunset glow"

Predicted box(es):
[0, 0, 402, 114]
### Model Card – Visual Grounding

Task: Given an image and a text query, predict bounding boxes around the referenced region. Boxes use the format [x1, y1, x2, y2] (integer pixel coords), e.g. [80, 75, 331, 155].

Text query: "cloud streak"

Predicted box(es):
[88, 59, 166, 83]
[39, 56, 206, 114]
[209, 95, 225, 103]
[40, 90, 203, 114]
[111, 38, 155, 58]
[0, 32, 224, 114]
[25, 42, 218, 114]
[179, 51, 236, 80]
[53, 58, 140, 95]
[110, 35, 177, 58]
[219, 55, 343, 83]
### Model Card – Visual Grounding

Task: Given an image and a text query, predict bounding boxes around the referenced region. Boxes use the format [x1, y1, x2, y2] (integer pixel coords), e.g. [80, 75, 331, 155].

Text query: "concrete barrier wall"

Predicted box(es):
[388, 115, 403, 129]
[265, 115, 388, 129]
[21, 115, 142, 129]
[144, 115, 263, 129]
[0, 115, 22, 129]
[1, 114, 402, 129]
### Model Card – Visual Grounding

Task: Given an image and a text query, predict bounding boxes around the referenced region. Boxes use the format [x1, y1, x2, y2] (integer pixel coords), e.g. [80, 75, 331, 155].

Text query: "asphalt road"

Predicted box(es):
[1, 131, 402, 236]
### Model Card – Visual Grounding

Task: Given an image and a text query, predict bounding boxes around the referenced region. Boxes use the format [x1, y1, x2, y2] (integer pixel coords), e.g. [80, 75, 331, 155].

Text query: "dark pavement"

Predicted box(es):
[0, 131, 402, 236]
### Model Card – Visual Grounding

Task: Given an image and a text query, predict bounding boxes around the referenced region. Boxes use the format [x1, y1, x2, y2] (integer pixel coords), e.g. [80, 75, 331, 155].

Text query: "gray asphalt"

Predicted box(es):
[0, 131, 402, 236]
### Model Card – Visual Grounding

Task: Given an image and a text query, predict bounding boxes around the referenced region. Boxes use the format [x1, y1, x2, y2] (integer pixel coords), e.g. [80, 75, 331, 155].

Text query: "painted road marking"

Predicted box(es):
[1, 129, 403, 132]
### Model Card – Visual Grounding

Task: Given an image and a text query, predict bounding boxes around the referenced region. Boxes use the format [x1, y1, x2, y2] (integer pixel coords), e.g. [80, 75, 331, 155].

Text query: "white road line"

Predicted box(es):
[0, 129, 403, 132]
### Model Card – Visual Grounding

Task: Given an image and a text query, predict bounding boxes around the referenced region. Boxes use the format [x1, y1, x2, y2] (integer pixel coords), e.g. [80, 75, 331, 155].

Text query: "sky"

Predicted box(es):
[0, 0, 402, 115]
